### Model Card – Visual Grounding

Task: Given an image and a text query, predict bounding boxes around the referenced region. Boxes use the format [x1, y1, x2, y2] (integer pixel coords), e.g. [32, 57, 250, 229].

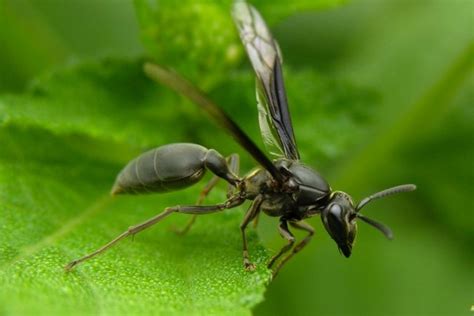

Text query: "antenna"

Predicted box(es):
[357, 214, 393, 239]
[356, 184, 416, 211]
[355, 184, 416, 239]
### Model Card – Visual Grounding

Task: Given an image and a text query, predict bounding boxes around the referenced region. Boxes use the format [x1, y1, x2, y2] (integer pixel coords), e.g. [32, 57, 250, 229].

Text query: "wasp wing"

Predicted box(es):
[144, 62, 283, 183]
[232, 1, 300, 160]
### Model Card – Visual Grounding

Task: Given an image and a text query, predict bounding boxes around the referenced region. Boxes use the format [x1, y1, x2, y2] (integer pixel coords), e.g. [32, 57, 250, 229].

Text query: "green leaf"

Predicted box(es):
[0, 60, 272, 315]
[0, 59, 183, 150]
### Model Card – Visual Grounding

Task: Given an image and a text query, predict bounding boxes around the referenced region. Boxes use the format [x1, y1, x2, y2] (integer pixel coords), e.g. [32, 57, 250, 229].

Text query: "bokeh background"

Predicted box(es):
[1, 0, 472, 315]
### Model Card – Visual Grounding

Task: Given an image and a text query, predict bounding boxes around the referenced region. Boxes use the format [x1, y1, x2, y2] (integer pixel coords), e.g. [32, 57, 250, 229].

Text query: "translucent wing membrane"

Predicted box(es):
[256, 80, 285, 157]
[233, 1, 300, 160]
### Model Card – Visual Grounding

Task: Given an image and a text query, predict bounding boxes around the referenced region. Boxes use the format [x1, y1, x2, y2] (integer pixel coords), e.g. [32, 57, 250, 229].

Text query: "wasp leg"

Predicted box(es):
[174, 154, 240, 235]
[252, 212, 260, 228]
[65, 195, 245, 272]
[172, 176, 219, 235]
[240, 194, 263, 271]
[272, 221, 315, 278]
[267, 219, 295, 269]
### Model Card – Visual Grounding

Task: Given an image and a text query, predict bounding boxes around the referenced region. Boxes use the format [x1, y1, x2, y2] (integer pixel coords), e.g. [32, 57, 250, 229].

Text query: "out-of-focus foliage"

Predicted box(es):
[0, 59, 180, 149]
[134, 0, 343, 87]
[0, 0, 143, 92]
[0, 0, 472, 315]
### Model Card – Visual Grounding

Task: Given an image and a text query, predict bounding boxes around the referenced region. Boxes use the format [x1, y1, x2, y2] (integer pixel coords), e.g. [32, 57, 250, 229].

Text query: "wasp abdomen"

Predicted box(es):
[111, 143, 209, 195]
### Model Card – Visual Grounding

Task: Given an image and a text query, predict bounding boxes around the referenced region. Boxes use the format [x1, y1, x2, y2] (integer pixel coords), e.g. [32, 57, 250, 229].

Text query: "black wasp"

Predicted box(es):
[66, 0, 416, 277]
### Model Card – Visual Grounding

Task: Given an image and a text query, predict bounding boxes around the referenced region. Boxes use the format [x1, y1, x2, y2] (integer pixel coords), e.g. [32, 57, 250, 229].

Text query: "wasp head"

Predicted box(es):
[321, 192, 357, 257]
[321, 184, 416, 258]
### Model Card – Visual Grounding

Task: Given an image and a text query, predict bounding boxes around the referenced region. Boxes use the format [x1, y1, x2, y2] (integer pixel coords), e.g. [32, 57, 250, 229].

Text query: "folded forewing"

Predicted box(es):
[144, 62, 283, 183]
[232, 1, 300, 160]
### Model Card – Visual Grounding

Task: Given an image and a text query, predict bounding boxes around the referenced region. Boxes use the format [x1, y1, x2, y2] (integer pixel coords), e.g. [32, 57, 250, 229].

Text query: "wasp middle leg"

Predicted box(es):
[240, 194, 263, 271]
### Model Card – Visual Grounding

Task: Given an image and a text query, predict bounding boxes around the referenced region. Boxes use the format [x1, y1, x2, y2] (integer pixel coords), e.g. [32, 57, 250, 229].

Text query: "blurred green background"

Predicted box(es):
[0, 0, 472, 315]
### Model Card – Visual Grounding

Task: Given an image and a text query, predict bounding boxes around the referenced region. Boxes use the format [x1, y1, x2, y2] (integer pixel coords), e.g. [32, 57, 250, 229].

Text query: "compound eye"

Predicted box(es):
[329, 204, 343, 219]
[326, 204, 345, 238]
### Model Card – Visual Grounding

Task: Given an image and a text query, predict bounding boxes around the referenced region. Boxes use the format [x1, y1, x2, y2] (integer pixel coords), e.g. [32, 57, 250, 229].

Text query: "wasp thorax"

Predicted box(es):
[321, 191, 358, 257]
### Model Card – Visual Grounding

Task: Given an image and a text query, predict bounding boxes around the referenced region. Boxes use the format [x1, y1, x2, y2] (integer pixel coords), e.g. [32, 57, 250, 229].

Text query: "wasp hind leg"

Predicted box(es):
[65, 195, 245, 271]
[267, 219, 295, 270]
[173, 153, 240, 235]
[271, 220, 315, 278]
